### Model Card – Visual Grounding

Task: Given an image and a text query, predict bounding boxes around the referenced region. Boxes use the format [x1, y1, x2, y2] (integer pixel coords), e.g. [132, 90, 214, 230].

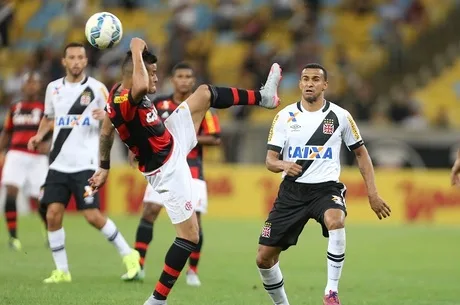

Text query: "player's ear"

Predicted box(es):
[298, 79, 303, 91]
[323, 81, 328, 91]
[61, 58, 67, 68]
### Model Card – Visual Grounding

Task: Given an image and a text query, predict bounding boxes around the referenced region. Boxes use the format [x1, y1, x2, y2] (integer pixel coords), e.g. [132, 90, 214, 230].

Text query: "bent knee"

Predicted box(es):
[143, 203, 161, 221]
[325, 217, 345, 230]
[256, 247, 278, 269]
[194, 84, 211, 101]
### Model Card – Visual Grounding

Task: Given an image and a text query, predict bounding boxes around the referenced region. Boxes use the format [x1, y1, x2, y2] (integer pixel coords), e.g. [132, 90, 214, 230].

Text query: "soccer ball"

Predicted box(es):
[85, 12, 123, 49]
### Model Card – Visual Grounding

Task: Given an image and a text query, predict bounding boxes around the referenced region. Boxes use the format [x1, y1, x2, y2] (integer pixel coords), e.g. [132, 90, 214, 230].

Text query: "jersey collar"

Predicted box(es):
[62, 75, 89, 85]
[297, 100, 330, 112]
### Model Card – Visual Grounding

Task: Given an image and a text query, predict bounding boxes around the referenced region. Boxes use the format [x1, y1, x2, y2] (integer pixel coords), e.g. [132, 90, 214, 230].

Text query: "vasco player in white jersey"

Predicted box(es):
[27, 42, 140, 284]
[256, 63, 391, 305]
[89, 38, 282, 305]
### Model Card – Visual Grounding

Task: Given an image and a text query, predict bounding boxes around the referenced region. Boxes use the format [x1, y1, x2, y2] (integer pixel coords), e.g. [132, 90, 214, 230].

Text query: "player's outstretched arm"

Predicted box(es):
[353, 145, 391, 220]
[130, 38, 149, 103]
[89, 115, 115, 190]
[450, 149, 460, 186]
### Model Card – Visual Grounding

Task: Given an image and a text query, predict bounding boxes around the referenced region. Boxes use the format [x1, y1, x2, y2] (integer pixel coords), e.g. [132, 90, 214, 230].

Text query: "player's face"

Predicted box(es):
[299, 68, 328, 103]
[147, 63, 158, 94]
[171, 68, 195, 95]
[62, 47, 87, 78]
[23, 77, 41, 98]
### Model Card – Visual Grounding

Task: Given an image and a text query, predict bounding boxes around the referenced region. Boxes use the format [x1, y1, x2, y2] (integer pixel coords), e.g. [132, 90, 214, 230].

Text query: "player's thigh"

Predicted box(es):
[40, 170, 72, 207]
[25, 155, 49, 198]
[258, 199, 309, 251]
[184, 84, 211, 132]
[1, 150, 28, 189]
[69, 170, 100, 210]
[192, 178, 208, 214]
[311, 182, 347, 237]
[164, 102, 198, 154]
[142, 184, 163, 220]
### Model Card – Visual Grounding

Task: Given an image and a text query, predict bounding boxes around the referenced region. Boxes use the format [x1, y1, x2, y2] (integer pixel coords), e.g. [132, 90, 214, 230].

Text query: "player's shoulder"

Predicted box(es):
[46, 77, 65, 88]
[327, 101, 351, 118]
[86, 76, 107, 88]
[277, 102, 301, 117]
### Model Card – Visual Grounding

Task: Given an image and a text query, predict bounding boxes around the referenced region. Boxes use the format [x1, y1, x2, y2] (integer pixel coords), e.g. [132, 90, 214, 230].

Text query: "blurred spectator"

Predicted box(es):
[0, 0, 13, 48]
[215, 0, 240, 32]
[404, 0, 428, 30]
[271, 0, 295, 19]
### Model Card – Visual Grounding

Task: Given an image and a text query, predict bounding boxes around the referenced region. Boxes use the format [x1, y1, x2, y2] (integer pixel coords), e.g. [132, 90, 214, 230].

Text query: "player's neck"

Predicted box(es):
[65, 73, 85, 84]
[172, 92, 192, 105]
[301, 98, 325, 112]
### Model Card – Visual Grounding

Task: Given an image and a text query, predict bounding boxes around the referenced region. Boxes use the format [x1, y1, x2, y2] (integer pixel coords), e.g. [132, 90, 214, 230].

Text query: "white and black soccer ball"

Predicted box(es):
[85, 12, 123, 50]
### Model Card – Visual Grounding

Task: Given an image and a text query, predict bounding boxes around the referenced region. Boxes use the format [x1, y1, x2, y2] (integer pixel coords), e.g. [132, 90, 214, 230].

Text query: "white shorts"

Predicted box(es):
[2, 150, 48, 198]
[144, 102, 198, 224]
[143, 178, 208, 214]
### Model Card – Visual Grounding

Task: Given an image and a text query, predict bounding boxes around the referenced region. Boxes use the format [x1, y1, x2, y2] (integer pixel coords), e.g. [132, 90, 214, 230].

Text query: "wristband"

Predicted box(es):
[100, 160, 110, 170]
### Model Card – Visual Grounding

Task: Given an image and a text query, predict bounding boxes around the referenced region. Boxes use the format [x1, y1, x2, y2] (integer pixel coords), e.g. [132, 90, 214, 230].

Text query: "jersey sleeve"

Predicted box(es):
[3, 109, 13, 132]
[342, 111, 364, 151]
[44, 83, 54, 118]
[200, 109, 221, 136]
[109, 88, 137, 122]
[267, 111, 287, 153]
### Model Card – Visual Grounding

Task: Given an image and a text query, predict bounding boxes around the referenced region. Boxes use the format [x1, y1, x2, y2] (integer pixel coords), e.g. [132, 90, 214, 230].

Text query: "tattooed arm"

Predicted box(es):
[89, 115, 115, 190]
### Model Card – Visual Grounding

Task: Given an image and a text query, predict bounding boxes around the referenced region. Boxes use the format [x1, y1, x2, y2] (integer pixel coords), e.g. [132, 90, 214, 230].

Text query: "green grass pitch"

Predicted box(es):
[0, 214, 458, 305]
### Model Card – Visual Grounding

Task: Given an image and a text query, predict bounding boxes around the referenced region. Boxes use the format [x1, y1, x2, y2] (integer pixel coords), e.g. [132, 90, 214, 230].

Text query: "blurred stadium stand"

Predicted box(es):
[1, 0, 460, 166]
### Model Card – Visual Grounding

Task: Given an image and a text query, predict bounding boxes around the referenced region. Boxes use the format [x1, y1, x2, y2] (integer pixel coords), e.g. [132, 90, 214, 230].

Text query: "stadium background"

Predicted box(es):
[1, 1, 460, 304]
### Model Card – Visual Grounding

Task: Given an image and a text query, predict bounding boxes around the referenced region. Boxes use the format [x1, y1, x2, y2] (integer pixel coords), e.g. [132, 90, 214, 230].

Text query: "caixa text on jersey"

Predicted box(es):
[55, 115, 91, 128]
[288, 146, 333, 160]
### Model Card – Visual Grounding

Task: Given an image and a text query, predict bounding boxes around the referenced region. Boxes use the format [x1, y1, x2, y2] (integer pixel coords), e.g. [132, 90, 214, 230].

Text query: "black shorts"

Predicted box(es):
[259, 179, 347, 251]
[40, 169, 100, 210]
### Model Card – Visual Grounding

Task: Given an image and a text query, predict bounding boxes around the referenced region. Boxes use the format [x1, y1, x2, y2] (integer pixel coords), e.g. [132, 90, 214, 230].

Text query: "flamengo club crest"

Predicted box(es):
[261, 222, 272, 238]
[323, 118, 334, 135]
[80, 91, 92, 106]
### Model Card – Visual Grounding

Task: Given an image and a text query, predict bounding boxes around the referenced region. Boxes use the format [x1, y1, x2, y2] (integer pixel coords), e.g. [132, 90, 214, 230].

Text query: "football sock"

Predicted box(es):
[4, 195, 17, 238]
[208, 85, 261, 108]
[258, 261, 290, 305]
[100, 218, 132, 256]
[188, 229, 203, 273]
[48, 228, 69, 272]
[135, 217, 153, 269]
[325, 228, 346, 294]
[153, 237, 197, 300]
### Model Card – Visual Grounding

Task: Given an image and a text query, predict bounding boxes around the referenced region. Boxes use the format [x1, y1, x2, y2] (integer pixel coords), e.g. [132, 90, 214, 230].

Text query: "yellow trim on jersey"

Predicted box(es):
[204, 111, 216, 134]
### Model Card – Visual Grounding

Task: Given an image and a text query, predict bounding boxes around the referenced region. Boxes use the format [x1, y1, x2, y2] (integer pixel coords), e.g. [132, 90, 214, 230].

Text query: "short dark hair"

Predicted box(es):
[121, 50, 158, 75]
[63, 42, 85, 57]
[302, 63, 328, 81]
[171, 62, 193, 75]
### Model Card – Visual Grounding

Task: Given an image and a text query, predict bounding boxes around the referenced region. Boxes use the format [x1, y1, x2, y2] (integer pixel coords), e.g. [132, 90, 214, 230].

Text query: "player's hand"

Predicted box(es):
[27, 134, 43, 151]
[368, 194, 391, 220]
[88, 168, 109, 191]
[451, 158, 460, 187]
[282, 161, 303, 177]
[92, 109, 105, 121]
[130, 38, 147, 52]
[128, 150, 137, 168]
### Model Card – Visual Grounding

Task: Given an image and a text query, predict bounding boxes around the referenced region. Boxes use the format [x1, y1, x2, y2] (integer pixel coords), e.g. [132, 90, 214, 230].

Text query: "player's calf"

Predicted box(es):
[256, 245, 290, 305]
[4, 185, 19, 247]
[323, 209, 346, 300]
[186, 63, 282, 132]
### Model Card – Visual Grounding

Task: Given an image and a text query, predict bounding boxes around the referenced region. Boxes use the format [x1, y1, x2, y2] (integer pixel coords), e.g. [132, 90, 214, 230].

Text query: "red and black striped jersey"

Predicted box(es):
[3, 100, 45, 154]
[106, 84, 173, 173]
[154, 95, 221, 180]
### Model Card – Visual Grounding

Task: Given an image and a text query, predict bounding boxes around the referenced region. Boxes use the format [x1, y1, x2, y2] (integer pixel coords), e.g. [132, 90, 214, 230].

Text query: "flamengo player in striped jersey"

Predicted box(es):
[0, 72, 51, 250]
[27, 42, 140, 284]
[89, 38, 281, 305]
[121, 62, 221, 286]
[256, 63, 391, 305]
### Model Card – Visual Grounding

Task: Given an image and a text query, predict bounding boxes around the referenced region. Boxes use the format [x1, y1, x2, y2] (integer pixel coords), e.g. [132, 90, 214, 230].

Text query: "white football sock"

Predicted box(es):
[258, 262, 290, 305]
[100, 218, 132, 256]
[325, 228, 346, 295]
[48, 228, 69, 273]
